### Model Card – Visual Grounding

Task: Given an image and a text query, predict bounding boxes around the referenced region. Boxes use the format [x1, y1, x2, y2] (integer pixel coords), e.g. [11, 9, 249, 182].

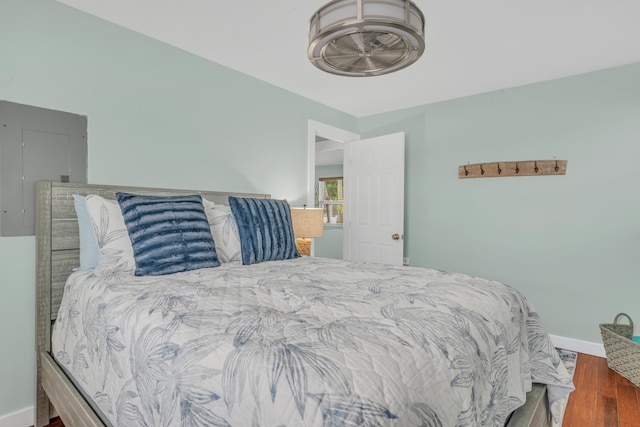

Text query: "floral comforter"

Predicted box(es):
[52, 257, 574, 427]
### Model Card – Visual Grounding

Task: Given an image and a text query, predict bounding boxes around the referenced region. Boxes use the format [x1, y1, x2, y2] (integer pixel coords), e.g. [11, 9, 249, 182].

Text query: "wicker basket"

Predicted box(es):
[599, 313, 640, 387]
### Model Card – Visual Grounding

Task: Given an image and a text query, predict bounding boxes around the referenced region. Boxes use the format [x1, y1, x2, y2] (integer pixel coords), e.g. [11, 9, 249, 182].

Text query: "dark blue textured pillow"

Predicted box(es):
[116, 193, 220, 276]
[228, 196, 299, 265]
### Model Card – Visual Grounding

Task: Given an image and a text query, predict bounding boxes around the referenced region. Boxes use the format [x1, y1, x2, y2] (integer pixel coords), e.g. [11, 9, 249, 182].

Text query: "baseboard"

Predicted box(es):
[550, 334, 606, 358]
[0, 406, 33, 427]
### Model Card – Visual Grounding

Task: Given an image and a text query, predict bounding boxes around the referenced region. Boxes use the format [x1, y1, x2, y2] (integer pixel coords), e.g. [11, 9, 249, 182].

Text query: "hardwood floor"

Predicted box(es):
[563, 353, 640, 427]
[41, 418, 64, 427]
[41, 353, 640, 427]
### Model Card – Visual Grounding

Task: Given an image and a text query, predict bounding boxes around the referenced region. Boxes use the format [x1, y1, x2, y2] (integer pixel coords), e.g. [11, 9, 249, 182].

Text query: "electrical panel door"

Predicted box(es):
[0, 101, 87, 236]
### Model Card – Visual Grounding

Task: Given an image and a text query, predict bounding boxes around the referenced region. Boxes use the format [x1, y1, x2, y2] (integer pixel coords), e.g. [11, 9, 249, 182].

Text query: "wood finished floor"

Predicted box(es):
[563, 353, 640, 427]
[41, 353, 640, 427]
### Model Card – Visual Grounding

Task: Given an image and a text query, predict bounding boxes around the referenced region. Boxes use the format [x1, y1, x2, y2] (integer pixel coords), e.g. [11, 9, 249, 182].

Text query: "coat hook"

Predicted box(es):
[555, 160, 559, 172]
[515, 162, 519, 174]
[480, 164, 485, 175]
[534, 161, 539, 173]
[497, 162, 502, 175]
[464, 165, 468, 176]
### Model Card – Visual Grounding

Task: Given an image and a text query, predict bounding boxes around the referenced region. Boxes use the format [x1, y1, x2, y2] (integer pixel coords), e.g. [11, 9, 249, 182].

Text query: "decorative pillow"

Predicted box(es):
[84, 194, 136, 273]
[116, 193, 220, 276]
[73, 194, 100, 270]
[228, 196, 299, 265]
[202, 198, 242, 263]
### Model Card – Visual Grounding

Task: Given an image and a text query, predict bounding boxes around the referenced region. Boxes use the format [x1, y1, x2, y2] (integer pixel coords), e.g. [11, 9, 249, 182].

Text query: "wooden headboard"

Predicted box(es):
[34, 181, 269, 426]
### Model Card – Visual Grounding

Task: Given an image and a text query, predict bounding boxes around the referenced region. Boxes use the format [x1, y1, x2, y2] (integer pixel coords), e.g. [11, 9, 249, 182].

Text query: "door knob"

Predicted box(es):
[392, 233, 401, 240]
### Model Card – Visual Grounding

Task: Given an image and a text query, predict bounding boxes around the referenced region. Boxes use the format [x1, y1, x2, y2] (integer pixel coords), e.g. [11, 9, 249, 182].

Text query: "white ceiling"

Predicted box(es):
[316, 139, 346, 166]
[57, 0, 640, 117]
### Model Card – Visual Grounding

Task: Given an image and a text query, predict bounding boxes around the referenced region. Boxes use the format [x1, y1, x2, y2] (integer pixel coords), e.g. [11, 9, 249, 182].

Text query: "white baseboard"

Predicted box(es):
[550, 334, 605, 358]
[0, 406, 33, 427]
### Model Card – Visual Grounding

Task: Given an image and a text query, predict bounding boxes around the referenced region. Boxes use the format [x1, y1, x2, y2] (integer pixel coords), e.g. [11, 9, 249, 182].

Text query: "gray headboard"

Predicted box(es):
[34, 181, 269, 426]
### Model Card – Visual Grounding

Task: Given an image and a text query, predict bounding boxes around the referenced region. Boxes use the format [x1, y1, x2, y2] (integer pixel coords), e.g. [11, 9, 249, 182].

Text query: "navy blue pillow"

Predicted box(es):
[228, 197, 299, 265]
[116, 193, 220, 276]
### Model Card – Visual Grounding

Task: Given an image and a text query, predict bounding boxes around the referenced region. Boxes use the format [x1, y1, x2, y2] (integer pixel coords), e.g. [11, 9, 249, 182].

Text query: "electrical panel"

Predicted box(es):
[0, 101, 87, 236]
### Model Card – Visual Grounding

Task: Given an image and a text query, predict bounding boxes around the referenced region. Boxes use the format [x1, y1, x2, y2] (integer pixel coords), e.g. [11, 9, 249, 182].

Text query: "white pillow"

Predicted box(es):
[84, 194, 135, 273]
[202, 198, 242, 263]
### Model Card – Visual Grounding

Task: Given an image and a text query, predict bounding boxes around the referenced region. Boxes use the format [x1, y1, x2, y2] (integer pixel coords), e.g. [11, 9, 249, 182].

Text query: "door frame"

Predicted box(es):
[307, 120, 359, 256]
[307, 120, 359, 207]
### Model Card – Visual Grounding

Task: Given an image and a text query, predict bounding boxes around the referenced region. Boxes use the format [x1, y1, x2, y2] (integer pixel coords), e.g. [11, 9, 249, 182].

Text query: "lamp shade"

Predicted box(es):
[290, 207, 324, 238]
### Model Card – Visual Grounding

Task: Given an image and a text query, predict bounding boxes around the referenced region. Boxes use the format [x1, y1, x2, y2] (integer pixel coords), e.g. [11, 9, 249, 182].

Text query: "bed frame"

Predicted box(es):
[34, 181, 553, 427]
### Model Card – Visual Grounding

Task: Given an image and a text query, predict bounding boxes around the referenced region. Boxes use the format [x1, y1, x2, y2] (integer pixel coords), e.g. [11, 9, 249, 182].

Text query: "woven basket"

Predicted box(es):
[599, 313, 640, 387]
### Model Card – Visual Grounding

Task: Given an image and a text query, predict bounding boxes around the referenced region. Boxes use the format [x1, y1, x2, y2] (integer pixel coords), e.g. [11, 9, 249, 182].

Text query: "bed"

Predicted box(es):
[35, 181, 574, 427]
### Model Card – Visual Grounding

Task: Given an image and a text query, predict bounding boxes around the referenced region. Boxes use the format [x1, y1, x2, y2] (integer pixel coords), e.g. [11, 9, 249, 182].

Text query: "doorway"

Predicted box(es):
[307, 121, 358, 258]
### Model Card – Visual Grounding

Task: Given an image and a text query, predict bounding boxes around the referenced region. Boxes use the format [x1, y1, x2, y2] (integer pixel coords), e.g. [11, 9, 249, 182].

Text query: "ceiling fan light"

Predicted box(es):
[308, 0, 425, 77]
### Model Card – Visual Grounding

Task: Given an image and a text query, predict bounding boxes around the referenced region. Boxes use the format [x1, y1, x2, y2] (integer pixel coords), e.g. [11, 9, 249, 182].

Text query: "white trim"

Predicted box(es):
[307, 120, 359, 256]
[0, 406, 33, 427]
[307, 120, 359, 207]
[550, 334, 606, 358]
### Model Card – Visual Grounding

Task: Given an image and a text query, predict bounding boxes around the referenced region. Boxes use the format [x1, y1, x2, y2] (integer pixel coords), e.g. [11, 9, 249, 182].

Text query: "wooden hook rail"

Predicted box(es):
[458, 159, 567, 179]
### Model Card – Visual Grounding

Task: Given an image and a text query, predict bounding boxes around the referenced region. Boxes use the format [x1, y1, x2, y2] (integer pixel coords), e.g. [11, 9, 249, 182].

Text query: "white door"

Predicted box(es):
[343, 132, 405, 265]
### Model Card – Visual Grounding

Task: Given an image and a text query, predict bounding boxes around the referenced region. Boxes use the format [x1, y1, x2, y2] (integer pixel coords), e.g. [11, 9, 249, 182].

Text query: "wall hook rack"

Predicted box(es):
[458, 160, 567, 179]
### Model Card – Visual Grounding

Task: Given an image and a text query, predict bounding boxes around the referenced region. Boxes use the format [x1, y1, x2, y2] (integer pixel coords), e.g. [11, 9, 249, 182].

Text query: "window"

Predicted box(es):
[318, 177, 343, 224]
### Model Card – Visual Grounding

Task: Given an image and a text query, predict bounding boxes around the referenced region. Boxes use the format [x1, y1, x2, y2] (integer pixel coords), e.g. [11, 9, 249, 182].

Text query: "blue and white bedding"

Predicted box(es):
[52, 257, 574, 427]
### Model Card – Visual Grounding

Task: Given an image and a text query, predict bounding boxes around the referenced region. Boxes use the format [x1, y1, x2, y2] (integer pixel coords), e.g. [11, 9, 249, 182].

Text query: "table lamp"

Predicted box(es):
[290, 206, 324, 256]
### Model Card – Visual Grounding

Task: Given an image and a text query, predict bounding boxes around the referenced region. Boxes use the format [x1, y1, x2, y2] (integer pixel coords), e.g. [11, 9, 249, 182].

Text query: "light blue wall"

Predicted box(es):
[358, 62, 640, 345]
[0, 0, 357, 419]
[314, 227, 344, 259]
[314, 164, 344, 259]
[2, 0, 639, 421]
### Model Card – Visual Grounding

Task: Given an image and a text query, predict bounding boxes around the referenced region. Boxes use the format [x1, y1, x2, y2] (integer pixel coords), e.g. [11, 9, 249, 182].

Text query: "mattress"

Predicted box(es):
[51, 257, 574, 426]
